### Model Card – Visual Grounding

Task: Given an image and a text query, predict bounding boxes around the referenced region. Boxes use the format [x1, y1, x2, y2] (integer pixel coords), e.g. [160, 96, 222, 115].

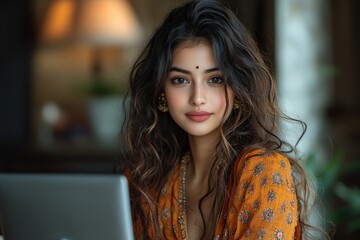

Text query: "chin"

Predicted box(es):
[185, 128, 220, 138]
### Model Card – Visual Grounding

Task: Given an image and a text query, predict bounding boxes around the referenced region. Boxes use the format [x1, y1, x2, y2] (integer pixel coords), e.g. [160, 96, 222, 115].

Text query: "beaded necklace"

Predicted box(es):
[178, 153, 224, 239]
[178, 153, 190, 239]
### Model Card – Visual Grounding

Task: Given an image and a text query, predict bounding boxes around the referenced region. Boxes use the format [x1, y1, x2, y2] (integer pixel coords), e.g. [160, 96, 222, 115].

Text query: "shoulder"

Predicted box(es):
[234, 149, 292, 178]
[228, 148, 297, 206]
[219, 149, 299, 238]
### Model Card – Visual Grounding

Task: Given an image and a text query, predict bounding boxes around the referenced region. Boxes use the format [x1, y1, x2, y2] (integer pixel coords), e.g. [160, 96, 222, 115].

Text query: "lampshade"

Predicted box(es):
[41, 0, 142, 46]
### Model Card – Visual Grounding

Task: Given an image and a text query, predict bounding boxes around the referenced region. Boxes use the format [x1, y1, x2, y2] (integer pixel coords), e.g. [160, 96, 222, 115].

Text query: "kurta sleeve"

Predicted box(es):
[215, 151, 301, 240]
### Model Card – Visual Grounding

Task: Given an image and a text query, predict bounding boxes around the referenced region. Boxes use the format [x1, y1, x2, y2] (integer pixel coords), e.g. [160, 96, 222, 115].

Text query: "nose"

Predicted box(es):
[189, 82, 206, 107]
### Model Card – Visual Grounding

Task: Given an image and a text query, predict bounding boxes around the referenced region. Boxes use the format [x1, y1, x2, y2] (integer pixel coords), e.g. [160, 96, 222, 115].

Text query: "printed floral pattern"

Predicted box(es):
[260, 176, 268, 188]
[280, 201, 287, 213]
[257, 228, 266, 239]
[261, 208, 275, 222]
[238, 210, 251, 224]
[287, 212, 294, 225]
[274, 229, 285, 240]
[253, 163, 265, 176]
[162, 208, 170, 219]
[272, 172, 283, 186]
[280, 160, 287, 169]
[267, 189, 277, 202]
[245, 228, 251, 237]
[253, 199, 261, 211]
[133, 149, 301, 239]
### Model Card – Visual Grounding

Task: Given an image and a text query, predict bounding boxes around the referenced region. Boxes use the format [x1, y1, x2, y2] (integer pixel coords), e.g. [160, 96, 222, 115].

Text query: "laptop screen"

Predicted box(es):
[0, 173, 134, 240]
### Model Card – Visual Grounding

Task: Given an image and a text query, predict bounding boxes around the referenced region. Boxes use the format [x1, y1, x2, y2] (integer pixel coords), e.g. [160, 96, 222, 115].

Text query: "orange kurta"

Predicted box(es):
[133, 150, 301, 239]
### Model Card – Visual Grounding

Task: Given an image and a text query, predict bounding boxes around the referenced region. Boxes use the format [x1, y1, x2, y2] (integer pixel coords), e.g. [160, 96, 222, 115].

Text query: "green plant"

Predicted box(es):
[75, 76, 127, 97]
[304, 150, 360, 237]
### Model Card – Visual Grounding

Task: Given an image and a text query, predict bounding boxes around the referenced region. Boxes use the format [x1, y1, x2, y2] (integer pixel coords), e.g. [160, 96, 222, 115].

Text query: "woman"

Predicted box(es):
[115, 0, 321, 239]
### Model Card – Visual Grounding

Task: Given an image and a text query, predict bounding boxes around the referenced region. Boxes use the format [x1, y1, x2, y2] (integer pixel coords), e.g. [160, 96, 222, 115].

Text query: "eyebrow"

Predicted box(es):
[169, 66, 220, 74]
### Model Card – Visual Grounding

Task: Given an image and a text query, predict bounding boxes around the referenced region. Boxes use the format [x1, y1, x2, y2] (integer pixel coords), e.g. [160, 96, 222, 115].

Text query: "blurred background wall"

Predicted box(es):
[0, 0, 359, 238]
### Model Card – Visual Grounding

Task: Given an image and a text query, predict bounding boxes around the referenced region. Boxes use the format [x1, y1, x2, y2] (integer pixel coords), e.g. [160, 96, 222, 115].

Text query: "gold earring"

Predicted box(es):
[157, 93, 168, 112]
[233, 99, 240, 110]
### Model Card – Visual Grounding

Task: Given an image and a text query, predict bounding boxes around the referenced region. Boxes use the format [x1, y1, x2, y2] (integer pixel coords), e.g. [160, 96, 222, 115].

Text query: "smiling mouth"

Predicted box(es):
[185, 111, 212, 122]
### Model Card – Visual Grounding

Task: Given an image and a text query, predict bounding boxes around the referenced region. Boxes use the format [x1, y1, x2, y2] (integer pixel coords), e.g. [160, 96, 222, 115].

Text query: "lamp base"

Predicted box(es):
[87, 96, 124, 143]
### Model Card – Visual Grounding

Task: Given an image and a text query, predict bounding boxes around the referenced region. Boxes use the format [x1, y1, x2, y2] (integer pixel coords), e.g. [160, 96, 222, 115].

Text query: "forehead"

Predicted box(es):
[171, 40, 218, 68]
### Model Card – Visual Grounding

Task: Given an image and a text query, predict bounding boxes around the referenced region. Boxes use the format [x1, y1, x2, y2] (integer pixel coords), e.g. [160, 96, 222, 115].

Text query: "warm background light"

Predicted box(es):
[75, 0, 141, 45]
[41, 0, 75, 42]
[41, 0, 142, 45]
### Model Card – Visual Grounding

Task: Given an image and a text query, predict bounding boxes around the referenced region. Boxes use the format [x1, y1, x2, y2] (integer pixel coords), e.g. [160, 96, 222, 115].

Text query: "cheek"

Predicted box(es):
[167, 95, 181, 110]
[212, 88, 234, 111]
[218, 88, 235, 119]
[165, 88, 185, 111]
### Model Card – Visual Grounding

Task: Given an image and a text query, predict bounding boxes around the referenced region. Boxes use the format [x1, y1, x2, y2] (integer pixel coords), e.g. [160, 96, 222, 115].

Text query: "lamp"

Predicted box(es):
[39, 0, 142, 143]
[40, 0, 142, 79]
[41, 0, 142, 77]
[41, 0, 142, 46]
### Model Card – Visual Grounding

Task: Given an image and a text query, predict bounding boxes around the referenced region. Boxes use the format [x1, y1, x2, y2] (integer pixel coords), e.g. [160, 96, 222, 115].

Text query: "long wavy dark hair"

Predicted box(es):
[115, 0, 327, 239]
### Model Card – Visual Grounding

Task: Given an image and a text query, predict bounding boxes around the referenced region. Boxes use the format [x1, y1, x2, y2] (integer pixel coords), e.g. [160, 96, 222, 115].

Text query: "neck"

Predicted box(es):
[187, 131, 220, 183]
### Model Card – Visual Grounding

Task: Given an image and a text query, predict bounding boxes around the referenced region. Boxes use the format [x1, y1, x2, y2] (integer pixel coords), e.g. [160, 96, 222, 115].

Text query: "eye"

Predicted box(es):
[208, 76, 224, 84]
[172, 77, 189, 84]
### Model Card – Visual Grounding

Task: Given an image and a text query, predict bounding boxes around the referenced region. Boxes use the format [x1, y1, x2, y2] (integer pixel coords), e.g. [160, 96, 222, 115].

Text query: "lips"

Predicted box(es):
[185, 111, 212, 122]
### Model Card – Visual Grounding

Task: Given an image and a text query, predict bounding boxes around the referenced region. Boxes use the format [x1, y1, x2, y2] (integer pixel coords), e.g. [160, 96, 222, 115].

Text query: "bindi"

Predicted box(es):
[196, 65, 199, 69]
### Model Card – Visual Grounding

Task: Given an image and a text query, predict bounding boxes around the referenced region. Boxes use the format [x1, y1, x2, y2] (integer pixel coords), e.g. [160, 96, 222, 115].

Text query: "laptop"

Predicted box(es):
[0, 174, 134, 240]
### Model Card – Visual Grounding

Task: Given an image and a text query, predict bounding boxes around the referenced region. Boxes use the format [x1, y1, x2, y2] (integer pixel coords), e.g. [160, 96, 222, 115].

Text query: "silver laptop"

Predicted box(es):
[0, 174, 134, 240]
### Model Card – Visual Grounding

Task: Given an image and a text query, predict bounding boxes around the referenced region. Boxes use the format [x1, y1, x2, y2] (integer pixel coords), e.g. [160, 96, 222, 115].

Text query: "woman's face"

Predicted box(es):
[164, 40, 235, 137]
